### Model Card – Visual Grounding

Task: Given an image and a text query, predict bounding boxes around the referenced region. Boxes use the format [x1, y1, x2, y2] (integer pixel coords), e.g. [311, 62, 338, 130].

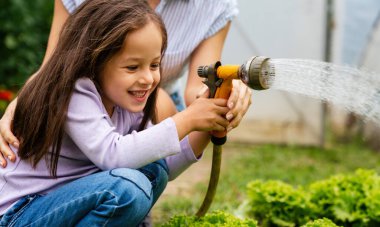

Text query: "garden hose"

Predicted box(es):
[195, 56, 275, 218]
[196, 144, 222, 218]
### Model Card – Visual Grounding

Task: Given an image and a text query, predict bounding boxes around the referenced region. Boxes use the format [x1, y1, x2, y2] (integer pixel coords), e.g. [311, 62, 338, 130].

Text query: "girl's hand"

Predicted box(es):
[0, 99, 19, 167]
[172, 88, 229, 140]
[225, 80, 252, 132]
[186, 97, 230, 132]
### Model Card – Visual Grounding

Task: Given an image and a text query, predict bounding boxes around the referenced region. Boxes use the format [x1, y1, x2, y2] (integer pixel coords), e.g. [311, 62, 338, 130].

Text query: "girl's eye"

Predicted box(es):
[150, 63, 160, 70]
[126, 65, 138, 71]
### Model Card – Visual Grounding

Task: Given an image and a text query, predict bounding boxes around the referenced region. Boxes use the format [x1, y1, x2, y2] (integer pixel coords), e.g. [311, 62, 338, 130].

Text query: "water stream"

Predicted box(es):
[270, 58, 380, 125]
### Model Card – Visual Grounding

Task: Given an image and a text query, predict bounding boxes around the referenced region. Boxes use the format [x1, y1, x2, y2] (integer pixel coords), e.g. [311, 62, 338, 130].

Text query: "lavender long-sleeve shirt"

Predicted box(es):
[0, 78, 198, 215]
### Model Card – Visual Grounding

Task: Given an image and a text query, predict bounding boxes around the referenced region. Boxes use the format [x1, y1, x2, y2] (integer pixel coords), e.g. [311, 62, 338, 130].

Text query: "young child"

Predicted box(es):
[0, 0, 229, 226]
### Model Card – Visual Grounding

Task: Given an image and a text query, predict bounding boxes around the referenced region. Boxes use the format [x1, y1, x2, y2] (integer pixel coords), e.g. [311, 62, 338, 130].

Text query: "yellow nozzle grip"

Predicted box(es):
[214, 79, 232, 100]
[216, 65, 240, 80]
[210, 65, 239, 139]
[212, 79, 232, 138]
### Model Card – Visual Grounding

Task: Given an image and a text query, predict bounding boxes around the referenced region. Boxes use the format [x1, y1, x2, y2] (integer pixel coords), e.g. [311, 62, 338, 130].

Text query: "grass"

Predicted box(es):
[152, 140, 380, 225]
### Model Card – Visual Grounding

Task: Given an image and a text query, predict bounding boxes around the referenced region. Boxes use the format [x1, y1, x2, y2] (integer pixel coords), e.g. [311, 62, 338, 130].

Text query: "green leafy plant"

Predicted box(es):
[161, 210, 257, 227]
[245, 180, 312, 227]
[301, 218, 340, 227]
[244, 169, 380, 227]
[309, 169, 380, 226]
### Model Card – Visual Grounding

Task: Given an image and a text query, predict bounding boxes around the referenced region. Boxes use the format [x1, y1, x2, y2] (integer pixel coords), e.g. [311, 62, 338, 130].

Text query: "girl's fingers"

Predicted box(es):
[211, 98, 228, 107]
[214, 115, 229, 128]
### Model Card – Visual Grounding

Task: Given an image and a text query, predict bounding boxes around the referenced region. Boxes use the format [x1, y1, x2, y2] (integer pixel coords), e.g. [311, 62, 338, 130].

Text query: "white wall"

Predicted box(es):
[221, 0, 334, 145]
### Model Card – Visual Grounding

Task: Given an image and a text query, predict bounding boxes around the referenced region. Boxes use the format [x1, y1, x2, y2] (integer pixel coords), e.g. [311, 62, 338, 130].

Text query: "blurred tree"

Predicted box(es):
[0, 0, 53, 89]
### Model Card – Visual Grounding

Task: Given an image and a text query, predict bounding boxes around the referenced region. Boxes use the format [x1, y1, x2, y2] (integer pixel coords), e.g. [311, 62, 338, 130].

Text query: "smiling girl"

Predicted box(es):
[0, 0, 229, 226]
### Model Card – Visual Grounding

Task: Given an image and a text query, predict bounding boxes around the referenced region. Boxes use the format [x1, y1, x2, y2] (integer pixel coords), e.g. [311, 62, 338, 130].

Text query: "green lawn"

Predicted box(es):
[153, 141, 380, 225]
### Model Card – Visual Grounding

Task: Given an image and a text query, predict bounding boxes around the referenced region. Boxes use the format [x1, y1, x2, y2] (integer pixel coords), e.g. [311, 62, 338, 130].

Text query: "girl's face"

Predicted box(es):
[100, 21, 162, 116]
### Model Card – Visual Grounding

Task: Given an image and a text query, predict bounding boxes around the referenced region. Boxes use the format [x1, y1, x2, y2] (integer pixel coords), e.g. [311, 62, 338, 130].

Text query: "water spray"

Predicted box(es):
[196, 56, 275, 217]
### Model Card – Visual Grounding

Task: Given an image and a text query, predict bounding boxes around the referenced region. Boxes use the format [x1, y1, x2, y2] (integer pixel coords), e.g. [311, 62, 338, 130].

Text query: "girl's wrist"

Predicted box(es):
[172, 110, 193, 140]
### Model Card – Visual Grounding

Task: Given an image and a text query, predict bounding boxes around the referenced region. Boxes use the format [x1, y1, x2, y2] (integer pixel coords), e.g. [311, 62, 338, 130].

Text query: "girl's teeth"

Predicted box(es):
[131, 91, 146, 98]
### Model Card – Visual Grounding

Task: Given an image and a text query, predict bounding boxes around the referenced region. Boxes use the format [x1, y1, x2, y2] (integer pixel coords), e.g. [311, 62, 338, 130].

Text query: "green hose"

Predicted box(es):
[196, 144, 222, 218]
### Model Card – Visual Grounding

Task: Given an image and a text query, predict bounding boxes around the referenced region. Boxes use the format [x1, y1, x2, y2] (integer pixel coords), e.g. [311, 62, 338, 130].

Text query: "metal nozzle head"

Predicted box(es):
[197, 61, 221, 79]
[239, 56, 275, 90]
[197, 65, 209, 78]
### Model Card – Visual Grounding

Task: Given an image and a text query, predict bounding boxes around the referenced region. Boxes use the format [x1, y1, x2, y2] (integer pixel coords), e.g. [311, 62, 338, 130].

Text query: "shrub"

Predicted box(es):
[161, 210, 257, 227]
[0, 89, 14, 116]
[0, 0, 53, 88]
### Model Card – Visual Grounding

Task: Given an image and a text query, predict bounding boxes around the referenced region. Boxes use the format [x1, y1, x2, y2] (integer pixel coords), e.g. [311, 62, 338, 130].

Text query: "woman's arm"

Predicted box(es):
[185, 22, 231, 106]
[185, 22, 252, 156]
[0, 0, 69, 167]
[186, 22, 252, 129]
[42, 0, 70, 67]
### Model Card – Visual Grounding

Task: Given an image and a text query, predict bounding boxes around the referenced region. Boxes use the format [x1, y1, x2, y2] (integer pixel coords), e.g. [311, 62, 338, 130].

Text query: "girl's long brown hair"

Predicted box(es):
[13, 0, 167, 177]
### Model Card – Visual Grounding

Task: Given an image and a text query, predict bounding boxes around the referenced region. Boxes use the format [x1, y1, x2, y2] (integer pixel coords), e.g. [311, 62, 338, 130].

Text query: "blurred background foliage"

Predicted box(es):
[0, 0, 54, 89]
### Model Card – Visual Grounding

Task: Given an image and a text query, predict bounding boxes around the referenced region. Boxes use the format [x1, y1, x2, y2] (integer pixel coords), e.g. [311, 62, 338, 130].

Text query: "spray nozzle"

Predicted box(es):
[197, 56, 275, 97]
[239, 56, 275, 90]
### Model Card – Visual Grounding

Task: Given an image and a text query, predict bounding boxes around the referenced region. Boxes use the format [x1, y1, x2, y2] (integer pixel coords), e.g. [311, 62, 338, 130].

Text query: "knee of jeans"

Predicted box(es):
[139, 161, 169, 190]
[109, 168, 152, 202]
[155, 165, 169, 190]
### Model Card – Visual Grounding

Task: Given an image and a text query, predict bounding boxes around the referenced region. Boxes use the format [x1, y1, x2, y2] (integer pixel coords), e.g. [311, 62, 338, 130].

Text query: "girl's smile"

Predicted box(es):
[128, 89, 150, 102]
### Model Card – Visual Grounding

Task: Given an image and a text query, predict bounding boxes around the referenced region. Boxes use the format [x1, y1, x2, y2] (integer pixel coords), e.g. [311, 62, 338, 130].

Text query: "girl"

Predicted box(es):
[0, 0, 229, 226]
[0, 0, 252, 168]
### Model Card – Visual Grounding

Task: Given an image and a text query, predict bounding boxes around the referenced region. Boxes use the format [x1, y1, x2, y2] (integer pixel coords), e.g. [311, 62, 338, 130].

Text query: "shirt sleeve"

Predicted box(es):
[164, 136, 200, 181]
[65, 79, 183, 170]
[204, 0, 239, 39]
[144, 115, 200, 181]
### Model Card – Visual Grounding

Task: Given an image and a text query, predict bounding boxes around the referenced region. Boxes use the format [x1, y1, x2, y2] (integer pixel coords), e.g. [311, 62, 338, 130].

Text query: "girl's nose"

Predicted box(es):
[139, 70, 155, 85]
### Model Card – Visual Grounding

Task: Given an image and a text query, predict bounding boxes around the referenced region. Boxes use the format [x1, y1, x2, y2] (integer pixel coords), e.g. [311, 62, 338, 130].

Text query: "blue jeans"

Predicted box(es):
[0, 160, 168, 227]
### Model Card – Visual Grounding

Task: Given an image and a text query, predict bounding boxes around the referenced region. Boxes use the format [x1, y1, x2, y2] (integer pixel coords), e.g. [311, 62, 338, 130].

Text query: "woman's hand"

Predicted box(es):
[0, 99, 19, 167]
[225, 80, 252, 132]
